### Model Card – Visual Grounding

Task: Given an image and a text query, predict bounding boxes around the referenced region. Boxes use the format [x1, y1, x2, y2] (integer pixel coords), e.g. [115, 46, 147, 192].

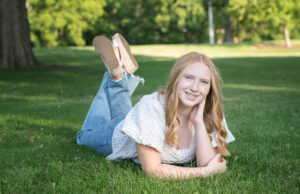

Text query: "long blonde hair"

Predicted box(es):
[162, 52, 230, 156]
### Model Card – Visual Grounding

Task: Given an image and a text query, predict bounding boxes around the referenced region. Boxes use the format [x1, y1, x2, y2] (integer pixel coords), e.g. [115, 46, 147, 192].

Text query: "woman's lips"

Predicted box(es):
[185, 92, 199, 101]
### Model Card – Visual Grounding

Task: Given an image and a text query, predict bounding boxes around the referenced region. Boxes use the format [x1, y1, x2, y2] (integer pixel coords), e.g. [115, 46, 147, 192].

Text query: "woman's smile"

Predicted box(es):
[184, 91, 199, 101]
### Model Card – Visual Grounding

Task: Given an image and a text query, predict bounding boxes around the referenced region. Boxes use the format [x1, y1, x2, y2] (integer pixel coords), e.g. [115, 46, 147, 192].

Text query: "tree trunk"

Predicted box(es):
[283, 20, 291, 48]
[0, 0, 41, 68]
[225, 14, 232, 43]
[208, 0, 214, 45]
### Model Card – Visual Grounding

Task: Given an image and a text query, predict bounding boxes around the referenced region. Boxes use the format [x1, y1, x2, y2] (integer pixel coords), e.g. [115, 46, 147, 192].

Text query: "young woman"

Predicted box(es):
[77, 33, 235, 179]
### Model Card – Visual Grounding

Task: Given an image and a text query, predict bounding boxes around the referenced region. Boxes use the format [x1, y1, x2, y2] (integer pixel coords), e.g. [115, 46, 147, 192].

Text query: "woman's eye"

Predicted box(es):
[201, 80, 209, 84]
[184, 75, 192, 80]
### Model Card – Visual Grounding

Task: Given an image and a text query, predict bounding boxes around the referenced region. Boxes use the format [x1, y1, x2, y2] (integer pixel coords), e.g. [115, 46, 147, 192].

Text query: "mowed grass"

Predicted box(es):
[0, 42, 300, 193]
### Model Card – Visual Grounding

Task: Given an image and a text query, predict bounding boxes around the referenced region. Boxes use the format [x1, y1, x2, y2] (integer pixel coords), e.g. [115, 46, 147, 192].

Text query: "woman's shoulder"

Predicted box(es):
[137, 91, 166, 108]
[140, 91, 164, 101]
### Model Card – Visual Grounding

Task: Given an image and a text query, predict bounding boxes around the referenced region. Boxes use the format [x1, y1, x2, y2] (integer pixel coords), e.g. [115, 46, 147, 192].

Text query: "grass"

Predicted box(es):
[0, 42, 300, 193]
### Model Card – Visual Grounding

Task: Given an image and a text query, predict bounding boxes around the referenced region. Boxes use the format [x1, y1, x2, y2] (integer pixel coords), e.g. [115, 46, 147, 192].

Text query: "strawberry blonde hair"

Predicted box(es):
[162, 52, 230, 156]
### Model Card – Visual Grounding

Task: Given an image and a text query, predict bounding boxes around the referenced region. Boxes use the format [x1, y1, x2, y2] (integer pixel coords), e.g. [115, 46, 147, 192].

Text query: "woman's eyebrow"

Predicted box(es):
[200, 78, 210, 82]
[184, 73, 195, 77]
[185, 73, 210, 82]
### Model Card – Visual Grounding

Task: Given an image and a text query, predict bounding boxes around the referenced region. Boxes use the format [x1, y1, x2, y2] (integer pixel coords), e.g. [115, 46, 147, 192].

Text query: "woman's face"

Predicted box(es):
[176, 62, 211, 108]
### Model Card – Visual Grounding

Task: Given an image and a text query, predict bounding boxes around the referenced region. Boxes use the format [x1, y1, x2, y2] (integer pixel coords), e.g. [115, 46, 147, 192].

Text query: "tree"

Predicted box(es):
[103, 0, 207, 44]
[0, 0, 41, 68]
[208, 0, 214, 44]
[213, 0, 232, 43]
[270, 0, 295, 48]
[154, 0, 207, 43]
[224, 13, 232, 43]
[202, 0, 232, 44]
[228, 0, 300, 46]
[28, 0, 106, 47]
[103, 0, 162, 44]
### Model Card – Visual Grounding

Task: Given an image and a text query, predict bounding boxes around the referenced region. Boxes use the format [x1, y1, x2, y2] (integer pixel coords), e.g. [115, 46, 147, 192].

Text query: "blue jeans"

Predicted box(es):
[76, 71, 143, 155]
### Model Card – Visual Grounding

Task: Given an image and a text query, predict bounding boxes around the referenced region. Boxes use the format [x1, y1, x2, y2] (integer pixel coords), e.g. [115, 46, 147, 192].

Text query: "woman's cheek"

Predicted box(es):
[204, 86, 211, 96]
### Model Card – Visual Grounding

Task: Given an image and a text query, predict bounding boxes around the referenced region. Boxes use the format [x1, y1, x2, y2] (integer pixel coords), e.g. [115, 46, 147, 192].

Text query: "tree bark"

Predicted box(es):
[283, 20, 291, 48]
[0, 0, 41, 68]
[225, 14, 232, 43]
[208, 0, 214, 45]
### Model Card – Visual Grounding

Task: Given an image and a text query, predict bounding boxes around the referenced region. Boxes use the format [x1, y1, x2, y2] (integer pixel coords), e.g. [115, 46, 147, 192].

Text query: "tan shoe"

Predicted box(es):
[93, 35, 122, 77]
[112, 33, 138, 74]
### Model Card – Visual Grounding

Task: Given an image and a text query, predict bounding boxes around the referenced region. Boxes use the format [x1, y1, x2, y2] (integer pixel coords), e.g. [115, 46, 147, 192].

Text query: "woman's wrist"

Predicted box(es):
[193, 121, 206, 131]
[197, 166, 213, 177]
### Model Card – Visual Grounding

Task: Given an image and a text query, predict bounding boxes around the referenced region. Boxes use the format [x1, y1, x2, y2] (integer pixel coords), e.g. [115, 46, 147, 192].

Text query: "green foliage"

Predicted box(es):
[27, 0, 300, 46]
[28, 0, 106, 47]
[103, 0, 162, 44]
[102, 0, 207, 44]
[228, 0, 300, 42]
[154, 0, 207, 43]
[28, 0, 210, 46]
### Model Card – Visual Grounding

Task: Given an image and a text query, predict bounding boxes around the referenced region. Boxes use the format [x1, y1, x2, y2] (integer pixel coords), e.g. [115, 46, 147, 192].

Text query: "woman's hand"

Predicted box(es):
[205, 154, 227, 176]
[190, 99, 206, 125]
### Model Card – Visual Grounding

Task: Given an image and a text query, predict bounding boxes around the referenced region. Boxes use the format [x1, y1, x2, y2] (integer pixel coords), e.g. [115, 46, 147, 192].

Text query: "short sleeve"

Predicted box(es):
[211, 117, 235, 147]
[121, 93, 166, 152]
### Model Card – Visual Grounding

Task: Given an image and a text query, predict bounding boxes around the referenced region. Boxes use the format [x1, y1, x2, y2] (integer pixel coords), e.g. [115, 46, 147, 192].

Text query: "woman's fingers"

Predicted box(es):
[189, 105, 197, 121]
[199, 99, 206, 111]
[205, 154, 227, 176]
[222, 158, 227, 165]
[219, 157, 226, 162]
[192, 99, 206, 124]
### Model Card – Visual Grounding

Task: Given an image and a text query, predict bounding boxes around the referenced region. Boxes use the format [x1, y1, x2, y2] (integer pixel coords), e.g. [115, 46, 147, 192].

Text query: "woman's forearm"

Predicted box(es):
[147, 163, 214, 179]
[195, 122, 216, 166]
[136, 143, 225, 180]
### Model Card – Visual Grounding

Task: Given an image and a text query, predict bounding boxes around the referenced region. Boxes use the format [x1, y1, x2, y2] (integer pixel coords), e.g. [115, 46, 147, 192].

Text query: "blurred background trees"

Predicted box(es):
[28, 0, 106, 47]
[228, 0, 299, 47]
[27, 0, 300, 47]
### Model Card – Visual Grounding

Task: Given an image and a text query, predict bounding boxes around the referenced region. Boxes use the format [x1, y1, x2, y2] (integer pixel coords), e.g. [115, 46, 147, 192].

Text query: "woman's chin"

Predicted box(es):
[181, 99, 200, 108]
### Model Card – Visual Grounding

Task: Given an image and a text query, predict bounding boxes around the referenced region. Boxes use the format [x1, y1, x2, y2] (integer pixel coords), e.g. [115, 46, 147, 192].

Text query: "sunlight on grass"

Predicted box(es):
[1, 94, 60, 101]
[223, 84, 300, 92]
[33, 42, 300, 65]
[131, 44, 300, 58]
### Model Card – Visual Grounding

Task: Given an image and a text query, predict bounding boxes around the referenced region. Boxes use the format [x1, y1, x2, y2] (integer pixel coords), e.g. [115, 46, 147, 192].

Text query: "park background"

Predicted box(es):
[0, 0, 299, 193]
[25, 0, 300, 47]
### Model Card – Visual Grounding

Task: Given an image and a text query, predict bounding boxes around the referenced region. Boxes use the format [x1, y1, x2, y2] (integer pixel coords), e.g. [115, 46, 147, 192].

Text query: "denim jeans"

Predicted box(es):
[76, 71, 143, 155]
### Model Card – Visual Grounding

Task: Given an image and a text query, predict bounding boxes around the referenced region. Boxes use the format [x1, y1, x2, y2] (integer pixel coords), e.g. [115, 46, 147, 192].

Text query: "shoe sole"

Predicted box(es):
[93, 36, 122, 77]
[113, 33, 138, 74]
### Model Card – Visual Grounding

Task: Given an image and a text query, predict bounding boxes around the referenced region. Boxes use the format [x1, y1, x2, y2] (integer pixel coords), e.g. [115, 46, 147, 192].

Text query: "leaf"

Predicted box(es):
[29, 136, 35, 142]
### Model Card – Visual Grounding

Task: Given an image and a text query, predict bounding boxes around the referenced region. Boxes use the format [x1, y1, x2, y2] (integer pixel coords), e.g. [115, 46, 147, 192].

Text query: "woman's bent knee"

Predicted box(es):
[77, 129, 98, 147]
[76, 129, 113, 155]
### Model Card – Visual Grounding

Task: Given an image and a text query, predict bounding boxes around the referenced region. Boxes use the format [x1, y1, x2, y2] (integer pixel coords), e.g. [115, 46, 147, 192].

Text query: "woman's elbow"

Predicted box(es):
[196, 159, 208, 167]
[141, 164, 165, 179]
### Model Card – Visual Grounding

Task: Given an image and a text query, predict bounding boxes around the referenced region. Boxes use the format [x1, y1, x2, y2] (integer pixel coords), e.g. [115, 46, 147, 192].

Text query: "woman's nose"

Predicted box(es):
[190, 80, 199, 91]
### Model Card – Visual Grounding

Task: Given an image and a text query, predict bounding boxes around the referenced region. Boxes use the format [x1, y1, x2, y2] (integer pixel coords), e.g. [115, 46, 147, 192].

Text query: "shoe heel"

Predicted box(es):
[114, 33, 138, 74]
[93, 36, 122, 77]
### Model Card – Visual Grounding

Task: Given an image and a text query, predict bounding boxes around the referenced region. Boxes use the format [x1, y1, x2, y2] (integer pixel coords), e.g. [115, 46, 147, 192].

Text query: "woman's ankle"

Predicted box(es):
[110, 74, 122, 81]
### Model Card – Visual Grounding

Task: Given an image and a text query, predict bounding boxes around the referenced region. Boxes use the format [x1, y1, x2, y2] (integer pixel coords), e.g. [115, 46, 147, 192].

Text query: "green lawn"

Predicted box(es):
[0, 43, 299, 193]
